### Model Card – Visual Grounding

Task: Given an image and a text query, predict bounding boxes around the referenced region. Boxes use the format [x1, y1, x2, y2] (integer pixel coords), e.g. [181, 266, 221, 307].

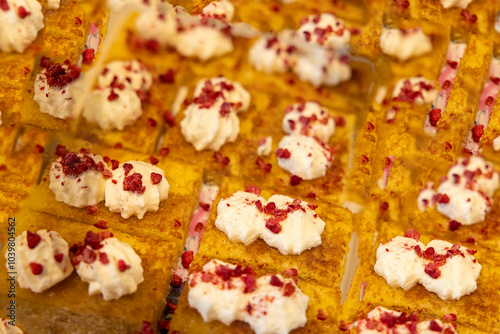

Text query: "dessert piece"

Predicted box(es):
[7, 230, 73, 293]
[342, 222, 500, 332]
[170, 258, 342, 333]
[194, 177, 352, 290]
[0, 210, 180, 333]
[26, 139, 202, 250]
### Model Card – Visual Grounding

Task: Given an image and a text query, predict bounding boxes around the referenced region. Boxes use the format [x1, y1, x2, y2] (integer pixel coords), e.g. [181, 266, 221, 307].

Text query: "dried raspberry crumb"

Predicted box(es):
[466, 237, 475, 244]
[213, 152, 230, 166]
[145, 39, 161, 52]
[173, 219, 181, 228]
[283, 282, 296, 296]
[35, 145, 44, 154]
[23, 67, 29, 75]
[393, 0, 409, 9]
[414, 245, 423, 257]
[87, 206, 99, 215]
[181, 251, 194, 269]
[123, 163, 133, 175]
[379, 202, 389, 212]
[276, 148, 291, 159]
[270, 275, 284, 287]
[159, 147, 170, 157]
[171, 274, 183, 287]
[54, 253, 64, 263]
[446, 60, 458, 69]
[307, 192, 316, 198]
[444, 142, 452, 150]
[284, 268, 298, 276]
[349, 27, 361, 35]
[0, 0, 9, 11]
[366, 122, 375, 131]
[27, 231, 41, 249]
[82, 49, 95, 65]
[449, 220, 462, 231]
[94, 220, 108, 229]
[429, 109, 442, 127]
[99, 252, 109, 264]
[334, 116, 346, 127]
[290, 174, 303, 186]
[29, 262, 43, 275]
[471, 125, 484, 143]
[123, 173, 146, 194]
[461, 10, 477, 24]
[434, 193, 450, 204]
[149, 156, 159, 165]
[443, 313, 457, 322]
[317, 309, 327, 321]
[404, 229, 420, 241]
[163, 111, 176, 127]
[147, 118, 157, 127]
[339, 320, 348, 331]
[466, 248, 477, 255]
[255, 157, 272, 173]
[199, 202, 210, 211]
[158, 320, 170, 330]
[115, 142, 123, 149]
[429, 320, 442, 331]
[18, 6, 30, 18]
[424, 263, 441, 279]
[151, 172, 163, 185]
[242, 272, 257, 293]
[159, 69, 175, 83]
[75, 17, 82, 26]
[245, 185, 261, 195]
[111, 160, 119, 170]
[108, 90, 119, 101]
[0, 165, 7, 171]
[117, 259, 130, 272]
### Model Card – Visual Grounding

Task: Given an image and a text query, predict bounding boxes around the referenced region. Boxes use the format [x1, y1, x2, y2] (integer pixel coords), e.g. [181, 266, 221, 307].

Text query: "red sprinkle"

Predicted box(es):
[147, 118, 157, 127]
[245, 185, 261, 195]
[117, 259, 130, 272]
[283, 282, 296, 296]
[75, 17, 83, 26]
[82, 49, 95, 65]
[0, 0, 9, 11]
[255, 157, 272, 173]
[87, 206, 99, 215]
[276, 148, 291, 159]
[471, 125, 484, 143]
[93, 220, 108, 229]
[139, 321, 155, 334]
[18, 6, 30, 18]
[434, 193, 450, 204]
[29, 262, 43, 275]
[108, 90, 119, 101]
[404, 229, 420, 241]
[317, 309, 327, 321]
[27, 231, 42, 249]
[443, 313, 457, 322]
[159, 69, 175, 83]
[99, 252, 110, 264]
[380, 202, 389, 212]
[270, 275, 284, 287]
[123, 173, 146, 194]
[151, 172, 163, 185]
[171, 274, 183, 287]
[181, 251, 194, 269]
[199, 202, 210, 211]
[449, 220, 462, 231]
[111, 160, 119, 170]
[159, 147, 170, 157]
[424, 263, 441, 279]
[429, 109, 442, 127]
[461, 10, 477, 24]
[290, 174, 303, 186]
[284, 268, 298, 276]
[213, 152, 230, 166]
[163, 111, 176, 127]
[54, 253, 64, 263]
[149, 156, 159, 165]
[429, 320, 442, 331]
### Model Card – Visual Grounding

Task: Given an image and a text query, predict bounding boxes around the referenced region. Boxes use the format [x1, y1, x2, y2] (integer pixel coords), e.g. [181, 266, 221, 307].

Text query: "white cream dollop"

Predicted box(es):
[202, 0, 235, 22]
[374, 236, 425, 290]
[297, 13, 350, 49]
[188, 259, 309, 334]
[257, 136, 273, 156]
[277, 135, 333, 180]
[350, 307, 458, 334]
[380, 27, 432, 61]
[34, 65, 77, 119]
[49, 152, 108, 208]
[0, 0, 44, 53]
[435, 156, 499, 225]
[7, 230, 73, 293]
[135, 6, 233, 61]
[375, 236, 482, 300]
[216, 191, 325, 255]
[75, 237, 144, 300]
[282, 102, 335, 143]
[392, 77, 437, 105]
[82, 87, 142, 131]
[419, 240, 481, 300]
[105, 161, 169, 219]
[47, 0, 60, 10]
[180, 77, 250, 151]
[493, 136, 500, 151]
[441, 0, 474, 8]
[0, 319, 23, 334]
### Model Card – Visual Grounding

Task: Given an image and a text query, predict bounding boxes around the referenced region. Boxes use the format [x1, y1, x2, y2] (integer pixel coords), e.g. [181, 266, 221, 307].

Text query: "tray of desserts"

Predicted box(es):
[1, 0, 500, 333]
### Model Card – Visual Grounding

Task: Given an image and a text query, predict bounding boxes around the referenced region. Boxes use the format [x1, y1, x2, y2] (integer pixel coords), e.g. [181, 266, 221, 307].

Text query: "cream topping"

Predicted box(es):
[0, 319, 23, 334]
[105, 161, 169, 219]
[375, 235, 481, 300]
[7, 230, 73, 293]
[74, 236, 144, 300]
[49, 152, 109, 208]
[0, 0, 44, 53]
[297, 13, 350, 49]
[380, 27, 432, 61]
[257, 136, 273, 156]
[188, 259, 309, 334]
[277, 134, 333, 180]
[180, 77, 250, 151]
[282, 102, 335, 143]
[435, 156, 499, 225]
[202, 0, 234, 22]
[34, 65, 78, 119]
[441, 0, 474, 8]
[216, 191, 325, 255]
[392, 77, 437, 105]
[47, 0, 60, 10]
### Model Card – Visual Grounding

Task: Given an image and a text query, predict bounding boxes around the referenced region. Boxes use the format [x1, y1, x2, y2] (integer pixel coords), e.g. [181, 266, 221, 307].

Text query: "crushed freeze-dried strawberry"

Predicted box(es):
[87, 206, 99, 215]
[29, 262, 43, 275]
[94, 220, 108, 229]
[429, 109, 441, 127]
[159, 69, 175, 83]
[471, 125, 484, 143]
[283, 282, 296, 296]
[317, 309, 327, 320]
[404, 229, 420, 241]
[290, 174, 303, 186]
[276, 148, 291, 159]
[255, 157, 272, 173]
[245, 185, 261, 195]
[449, 220, 462, 231]
[117, 259, 130, 271]
[27, 231, 41, 249]
[181, 251, 194, 269]
[270, 275, 284, 287]
[213, 152, 230, 166]
[151, 172, 163, 185]
[123, 173, 146, 194]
